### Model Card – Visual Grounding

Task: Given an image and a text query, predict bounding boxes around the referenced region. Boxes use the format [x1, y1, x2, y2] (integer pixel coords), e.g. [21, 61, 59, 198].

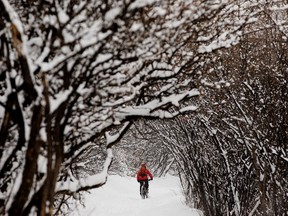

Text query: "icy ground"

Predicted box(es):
[70, 175, 202, 216]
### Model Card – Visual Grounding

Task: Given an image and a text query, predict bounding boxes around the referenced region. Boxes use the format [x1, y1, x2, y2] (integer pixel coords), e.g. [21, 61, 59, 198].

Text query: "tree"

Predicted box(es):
[146, 1, 288, 215]
[1, 0, 253, 215]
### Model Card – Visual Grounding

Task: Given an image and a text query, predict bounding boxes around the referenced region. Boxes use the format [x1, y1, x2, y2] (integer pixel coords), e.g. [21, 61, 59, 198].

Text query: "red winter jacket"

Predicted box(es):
[137, 168, 153, 181]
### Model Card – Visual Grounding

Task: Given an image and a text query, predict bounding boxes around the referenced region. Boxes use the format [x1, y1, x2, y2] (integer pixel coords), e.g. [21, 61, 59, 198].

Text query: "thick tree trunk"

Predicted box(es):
[8, 104, 43, 216]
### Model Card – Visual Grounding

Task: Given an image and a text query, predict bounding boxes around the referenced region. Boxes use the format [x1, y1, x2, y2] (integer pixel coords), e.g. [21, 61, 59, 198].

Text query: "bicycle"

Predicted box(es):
[140, 179, 151, 199]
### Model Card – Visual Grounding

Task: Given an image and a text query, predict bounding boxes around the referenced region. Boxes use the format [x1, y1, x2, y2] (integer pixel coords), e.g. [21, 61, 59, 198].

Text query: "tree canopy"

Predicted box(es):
[0, 0, 287, 215]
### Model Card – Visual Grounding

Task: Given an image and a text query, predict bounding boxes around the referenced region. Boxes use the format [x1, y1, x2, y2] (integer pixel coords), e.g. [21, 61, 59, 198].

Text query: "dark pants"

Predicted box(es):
[139, 180, 149, 193]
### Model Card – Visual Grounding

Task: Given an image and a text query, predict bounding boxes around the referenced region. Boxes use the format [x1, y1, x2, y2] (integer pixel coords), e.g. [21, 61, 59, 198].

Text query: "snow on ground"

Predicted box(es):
[71, 175, 202, 216]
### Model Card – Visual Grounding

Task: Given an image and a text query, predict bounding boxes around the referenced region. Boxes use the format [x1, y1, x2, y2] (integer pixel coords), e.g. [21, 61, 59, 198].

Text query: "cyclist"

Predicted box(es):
[137, 163, 153, 196]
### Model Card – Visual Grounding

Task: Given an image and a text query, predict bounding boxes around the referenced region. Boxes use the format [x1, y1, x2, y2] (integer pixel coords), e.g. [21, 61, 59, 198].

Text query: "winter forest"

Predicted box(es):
[0, 0, 287, 215]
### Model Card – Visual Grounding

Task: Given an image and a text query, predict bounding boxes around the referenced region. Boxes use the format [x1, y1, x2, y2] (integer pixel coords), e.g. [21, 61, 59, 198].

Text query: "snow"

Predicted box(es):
[105, 8, 121, 22]
[2, 0, 24, 35]
[57, 5, 69, 24]
[130, 23, 144, 32]
[49, 87, 73, 114]
[129, 0, 156, 10]
[70, 175, 202, 216]
[105, 122, 130, 145]
[56, 149, 113, 193]
[115, 89, 200, 120]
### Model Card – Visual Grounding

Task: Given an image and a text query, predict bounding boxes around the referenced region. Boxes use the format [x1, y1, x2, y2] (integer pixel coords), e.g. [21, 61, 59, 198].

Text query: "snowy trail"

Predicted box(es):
[71, 175, 202, 216]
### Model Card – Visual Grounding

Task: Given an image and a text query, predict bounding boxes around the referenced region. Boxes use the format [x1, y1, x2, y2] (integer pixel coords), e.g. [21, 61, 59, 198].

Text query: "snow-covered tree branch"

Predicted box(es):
[0, 0, 267, 215]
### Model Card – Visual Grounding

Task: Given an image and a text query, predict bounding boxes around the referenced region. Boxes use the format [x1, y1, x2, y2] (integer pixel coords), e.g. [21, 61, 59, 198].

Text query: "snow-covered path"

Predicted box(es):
[71, 175, 202, 216]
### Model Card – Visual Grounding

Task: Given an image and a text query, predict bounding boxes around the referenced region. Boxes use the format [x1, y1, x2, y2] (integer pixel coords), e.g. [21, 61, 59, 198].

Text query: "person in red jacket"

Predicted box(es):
[137, 163, 153, 195]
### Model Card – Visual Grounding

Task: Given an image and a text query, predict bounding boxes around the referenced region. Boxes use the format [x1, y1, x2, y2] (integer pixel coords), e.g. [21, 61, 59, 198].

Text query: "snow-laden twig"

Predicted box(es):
[115, 89, 199, 119]
[202, 121, 241, 216]
[56, 148, 113, 194]
[56, 121, 132, 194]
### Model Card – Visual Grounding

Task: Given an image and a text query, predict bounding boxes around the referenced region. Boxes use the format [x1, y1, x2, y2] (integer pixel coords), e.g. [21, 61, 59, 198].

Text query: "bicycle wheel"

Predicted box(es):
[140, 181, 148, 199]
[143, 187, 148, 199]
[140, 184, 145, 199]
